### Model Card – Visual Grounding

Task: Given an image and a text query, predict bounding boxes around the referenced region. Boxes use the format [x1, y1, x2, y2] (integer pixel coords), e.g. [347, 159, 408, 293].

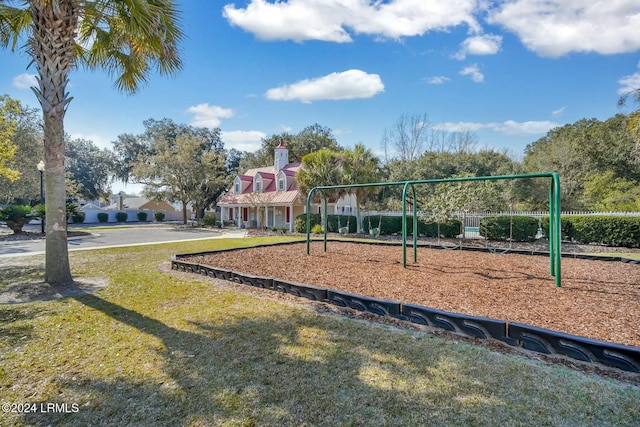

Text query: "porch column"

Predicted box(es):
[289, 204, 294, 232]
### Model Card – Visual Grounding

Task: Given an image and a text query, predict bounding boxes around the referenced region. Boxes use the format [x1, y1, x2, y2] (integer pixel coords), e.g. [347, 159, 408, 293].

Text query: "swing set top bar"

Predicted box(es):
[306, 172, 562, 287]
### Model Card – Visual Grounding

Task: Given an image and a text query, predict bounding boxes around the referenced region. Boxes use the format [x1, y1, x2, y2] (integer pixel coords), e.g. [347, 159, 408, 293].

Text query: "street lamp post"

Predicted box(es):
[37, 161, 45, 233]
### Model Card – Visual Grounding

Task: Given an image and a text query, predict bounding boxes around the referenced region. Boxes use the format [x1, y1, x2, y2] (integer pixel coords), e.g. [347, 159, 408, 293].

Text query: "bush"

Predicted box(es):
[311, 224, 324, 234]
[361, 215, 461, 238]
[420, 219, 461, 238]
[542, 215, 640, 248]
[294, 213, 321, 233]
[202, 213, 216, 226]
[480, 216, 538, 242]
[33, 204, 45, 220]
[154, 211, 165, 222]
[541, 216, 575, 241]
[71, 211, 86, 224]
[327, 214, 357, 233]
[97, 212, 109, 223]
[137, 211, 148, 222]
[0, 204, 34, 234]
[115, 212, 128, 223]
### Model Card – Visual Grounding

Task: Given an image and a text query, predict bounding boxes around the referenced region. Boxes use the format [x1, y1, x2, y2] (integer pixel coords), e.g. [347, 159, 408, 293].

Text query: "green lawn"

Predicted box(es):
[1, 237, 639, 426]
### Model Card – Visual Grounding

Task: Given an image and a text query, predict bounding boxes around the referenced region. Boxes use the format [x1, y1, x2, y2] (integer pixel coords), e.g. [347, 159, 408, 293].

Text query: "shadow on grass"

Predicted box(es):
[0, 263, 44, 290]
[0, 306, 49, 347]
[19, 284, 640, 426]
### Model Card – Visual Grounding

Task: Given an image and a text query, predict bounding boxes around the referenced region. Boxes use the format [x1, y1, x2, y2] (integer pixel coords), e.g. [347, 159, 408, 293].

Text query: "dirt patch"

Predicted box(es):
[0, 277, 109, 304]
[183, 241, 640, 348]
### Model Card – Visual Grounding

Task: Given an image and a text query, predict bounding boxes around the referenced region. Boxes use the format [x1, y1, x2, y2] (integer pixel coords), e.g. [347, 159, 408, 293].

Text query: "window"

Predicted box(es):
[234, 182, 240, 193]
[278, 179, 285, 191]
[255, 181, 262, 192]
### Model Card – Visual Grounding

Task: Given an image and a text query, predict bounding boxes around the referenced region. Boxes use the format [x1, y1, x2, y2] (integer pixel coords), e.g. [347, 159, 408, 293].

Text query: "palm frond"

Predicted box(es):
[77, 0, 184, 94]
[0, 3, 31, 51]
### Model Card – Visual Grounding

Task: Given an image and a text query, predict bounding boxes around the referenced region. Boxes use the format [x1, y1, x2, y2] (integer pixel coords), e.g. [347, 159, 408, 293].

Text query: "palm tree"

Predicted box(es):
[342, 144, 381, 232]
[0, 0, 183, 284]
[296, 149, 345, 201]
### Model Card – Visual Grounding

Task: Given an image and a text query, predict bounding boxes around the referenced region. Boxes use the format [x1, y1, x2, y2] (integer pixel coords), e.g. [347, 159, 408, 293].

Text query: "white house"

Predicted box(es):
[218, 140, 356, 231]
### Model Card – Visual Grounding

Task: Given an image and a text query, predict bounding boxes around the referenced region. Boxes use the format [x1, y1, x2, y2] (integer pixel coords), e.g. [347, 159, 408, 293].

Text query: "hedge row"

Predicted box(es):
[294, 214, 461, 237]
[479, 216, 539, 242]
[362, 215, 461, 237]
[541, 215, 640, 248]
[294, 214, 357, 233]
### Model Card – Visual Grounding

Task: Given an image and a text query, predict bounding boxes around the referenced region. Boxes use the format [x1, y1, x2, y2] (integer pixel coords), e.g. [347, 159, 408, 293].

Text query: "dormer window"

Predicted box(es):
[255, 181, 262, 192]
[234, 182, 240, 193]
[278, 178, 285, 191]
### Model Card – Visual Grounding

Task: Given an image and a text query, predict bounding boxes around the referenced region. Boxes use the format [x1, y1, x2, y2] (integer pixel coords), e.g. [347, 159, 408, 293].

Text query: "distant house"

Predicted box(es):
[104, 196, 176, 213]
[218, 140, 355, 231]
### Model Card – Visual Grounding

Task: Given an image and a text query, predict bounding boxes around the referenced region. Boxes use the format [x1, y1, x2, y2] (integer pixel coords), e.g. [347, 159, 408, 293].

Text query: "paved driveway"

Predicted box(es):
[0, 224, 246, 258]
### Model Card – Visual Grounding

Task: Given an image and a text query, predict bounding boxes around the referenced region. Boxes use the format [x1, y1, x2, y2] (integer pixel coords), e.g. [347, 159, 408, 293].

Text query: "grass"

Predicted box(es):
[591, 252, 640, 260]
[1, 236, 639, 426]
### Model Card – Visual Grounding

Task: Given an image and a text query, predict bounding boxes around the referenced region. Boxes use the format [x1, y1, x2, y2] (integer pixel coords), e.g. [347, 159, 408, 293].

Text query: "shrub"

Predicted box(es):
[541, 216, 575, 241]
[33, 204, 45, 220]
[115, 212, 128, 223]
[480, 216, 538, 242]
[71, 211, 86, 224]
[361, 215, 461, 238]
[202, 213, 216, 226]
[420, 219, 461, 238]
[280, 227, 287, 234]
[137, 211, 148, 222]
[0, 204, 34, 234]
[311, 224, 324, 234]
[97, 212, 109, 223]
[294, 213, 321, 233]
[154, 211, 165, 222]
[541, 215, 640, 247]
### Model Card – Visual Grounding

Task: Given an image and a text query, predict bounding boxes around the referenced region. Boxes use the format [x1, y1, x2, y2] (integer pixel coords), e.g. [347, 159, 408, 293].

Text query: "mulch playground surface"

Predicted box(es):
[185, 241, 640, 348]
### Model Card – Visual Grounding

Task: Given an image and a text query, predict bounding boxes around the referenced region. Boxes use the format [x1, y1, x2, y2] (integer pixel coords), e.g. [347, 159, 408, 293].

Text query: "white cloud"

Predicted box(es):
[186, 103, 234, 128]
[459, 64, 484, 82]
[491, 120, 558, 135]
[552, 106, 567, 117]
[265, 69, 384, 103]
[435, 120, 558, 135]
[488, 0, 640, 57]
[618, 68, 640, 95]
[453, 34, 502, 60]
[221, 130, 266, 152]
[223, 0, 480, 42]
[425, 76, 450, 85]
[434, 121, 487, 133]
[12, 73, 38, 89]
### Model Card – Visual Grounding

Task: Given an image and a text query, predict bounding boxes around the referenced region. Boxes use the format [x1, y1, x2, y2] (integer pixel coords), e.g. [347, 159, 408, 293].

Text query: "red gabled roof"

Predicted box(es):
[264, 180, 276, 192]
[257, 172, 275, 180]
[238, 175, 253, 182]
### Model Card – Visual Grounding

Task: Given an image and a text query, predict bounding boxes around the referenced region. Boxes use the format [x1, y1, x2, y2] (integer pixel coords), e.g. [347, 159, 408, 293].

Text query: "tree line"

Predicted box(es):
[2, 96, 640, 219]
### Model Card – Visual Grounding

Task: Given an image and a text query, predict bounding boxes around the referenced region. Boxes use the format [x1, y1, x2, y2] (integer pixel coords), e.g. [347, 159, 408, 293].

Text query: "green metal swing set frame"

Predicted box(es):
[306, 173, 562, 287]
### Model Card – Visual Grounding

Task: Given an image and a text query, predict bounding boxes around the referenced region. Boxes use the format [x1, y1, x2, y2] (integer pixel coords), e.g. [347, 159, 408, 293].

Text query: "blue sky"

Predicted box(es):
[1, 0, 640, 194]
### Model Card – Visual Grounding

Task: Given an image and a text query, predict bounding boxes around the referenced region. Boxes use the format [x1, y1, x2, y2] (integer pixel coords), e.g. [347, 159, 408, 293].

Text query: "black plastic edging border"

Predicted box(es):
[171, 241, 640, 373]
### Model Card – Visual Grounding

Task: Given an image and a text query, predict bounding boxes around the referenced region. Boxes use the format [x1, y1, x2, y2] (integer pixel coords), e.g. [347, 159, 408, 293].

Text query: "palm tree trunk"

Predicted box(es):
[30, 0, 77, 284]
